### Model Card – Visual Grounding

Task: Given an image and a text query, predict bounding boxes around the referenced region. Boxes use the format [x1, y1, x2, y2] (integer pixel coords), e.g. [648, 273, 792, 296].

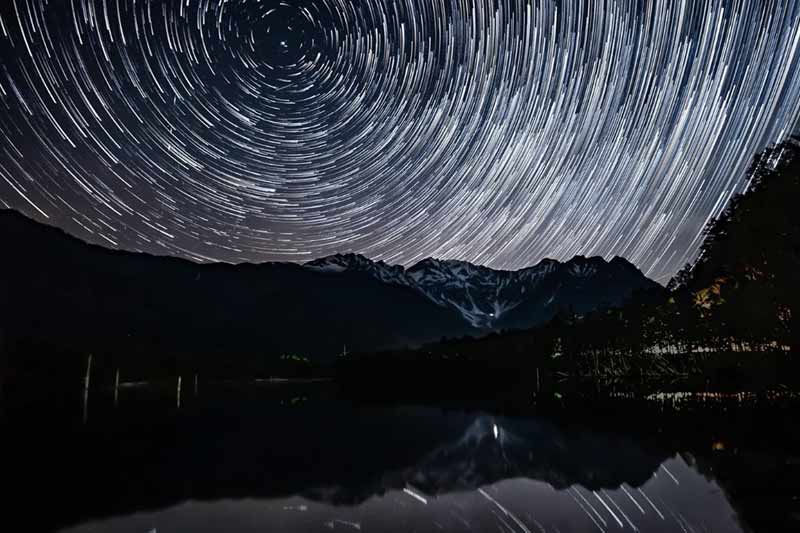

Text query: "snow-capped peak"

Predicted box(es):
[303, 254, 657, 329]
[306, 253, 407, 284]
[305, 253, 372, 271]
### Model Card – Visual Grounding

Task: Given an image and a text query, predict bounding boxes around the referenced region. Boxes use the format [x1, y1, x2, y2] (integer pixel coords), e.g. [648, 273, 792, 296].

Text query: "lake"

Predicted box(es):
[2, 383, 798, 532]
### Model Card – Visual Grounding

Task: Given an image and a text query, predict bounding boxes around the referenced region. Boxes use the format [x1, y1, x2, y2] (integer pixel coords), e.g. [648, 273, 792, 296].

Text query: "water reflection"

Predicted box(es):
[60, 456, 740, 533]
[3, 385, 797, 532]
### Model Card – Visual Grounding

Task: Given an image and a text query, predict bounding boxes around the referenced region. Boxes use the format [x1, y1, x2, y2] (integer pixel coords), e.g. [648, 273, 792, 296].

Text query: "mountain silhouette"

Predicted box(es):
[0, 210, 474, 370]
[0, 209, 656, 379]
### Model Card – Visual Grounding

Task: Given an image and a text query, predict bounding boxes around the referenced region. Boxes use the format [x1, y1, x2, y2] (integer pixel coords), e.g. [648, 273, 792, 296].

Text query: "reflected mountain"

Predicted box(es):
[59, 457, 742, 533]
[6, 392, 669, 532]
[309, 414, 664, 506]
[5, 386, 799, 532]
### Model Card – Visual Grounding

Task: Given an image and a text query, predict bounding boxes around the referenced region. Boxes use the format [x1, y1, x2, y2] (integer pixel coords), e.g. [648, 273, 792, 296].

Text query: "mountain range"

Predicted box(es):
[0, 209, 659, 367]
[306, 252, 659, 329]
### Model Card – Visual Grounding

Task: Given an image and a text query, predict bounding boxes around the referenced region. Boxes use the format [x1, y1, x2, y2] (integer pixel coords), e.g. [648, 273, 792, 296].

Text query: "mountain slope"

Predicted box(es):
[0, 209, 658, 376]
[306, 253, 660, 329]
[0, 210, 476, 371]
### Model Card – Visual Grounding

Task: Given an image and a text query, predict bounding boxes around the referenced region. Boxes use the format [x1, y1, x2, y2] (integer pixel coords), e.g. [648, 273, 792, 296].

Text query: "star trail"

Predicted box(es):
[1, 1, 800, 282]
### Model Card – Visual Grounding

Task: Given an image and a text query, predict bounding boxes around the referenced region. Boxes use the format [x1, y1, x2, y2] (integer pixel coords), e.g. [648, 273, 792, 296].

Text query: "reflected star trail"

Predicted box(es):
[1, 1, 800, 282]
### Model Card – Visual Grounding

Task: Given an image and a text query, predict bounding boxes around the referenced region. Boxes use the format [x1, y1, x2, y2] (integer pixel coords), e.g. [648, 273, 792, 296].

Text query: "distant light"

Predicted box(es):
[493, 424, 499, 439]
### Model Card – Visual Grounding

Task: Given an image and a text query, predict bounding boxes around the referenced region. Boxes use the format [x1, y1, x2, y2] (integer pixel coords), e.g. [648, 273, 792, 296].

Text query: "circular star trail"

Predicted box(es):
[1, 1, 800, 283]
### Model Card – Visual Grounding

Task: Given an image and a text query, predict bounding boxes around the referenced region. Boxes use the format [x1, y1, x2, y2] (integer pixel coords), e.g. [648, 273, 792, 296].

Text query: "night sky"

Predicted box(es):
[1, 1, 800, 283]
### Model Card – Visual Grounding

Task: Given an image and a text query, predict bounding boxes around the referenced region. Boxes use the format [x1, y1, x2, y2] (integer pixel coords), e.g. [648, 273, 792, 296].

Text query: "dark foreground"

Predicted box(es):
[2, 382, 799, 533]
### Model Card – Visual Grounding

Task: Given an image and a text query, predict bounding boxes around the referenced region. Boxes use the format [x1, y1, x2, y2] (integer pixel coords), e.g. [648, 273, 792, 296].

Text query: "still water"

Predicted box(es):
[3, 383, 798, 532]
